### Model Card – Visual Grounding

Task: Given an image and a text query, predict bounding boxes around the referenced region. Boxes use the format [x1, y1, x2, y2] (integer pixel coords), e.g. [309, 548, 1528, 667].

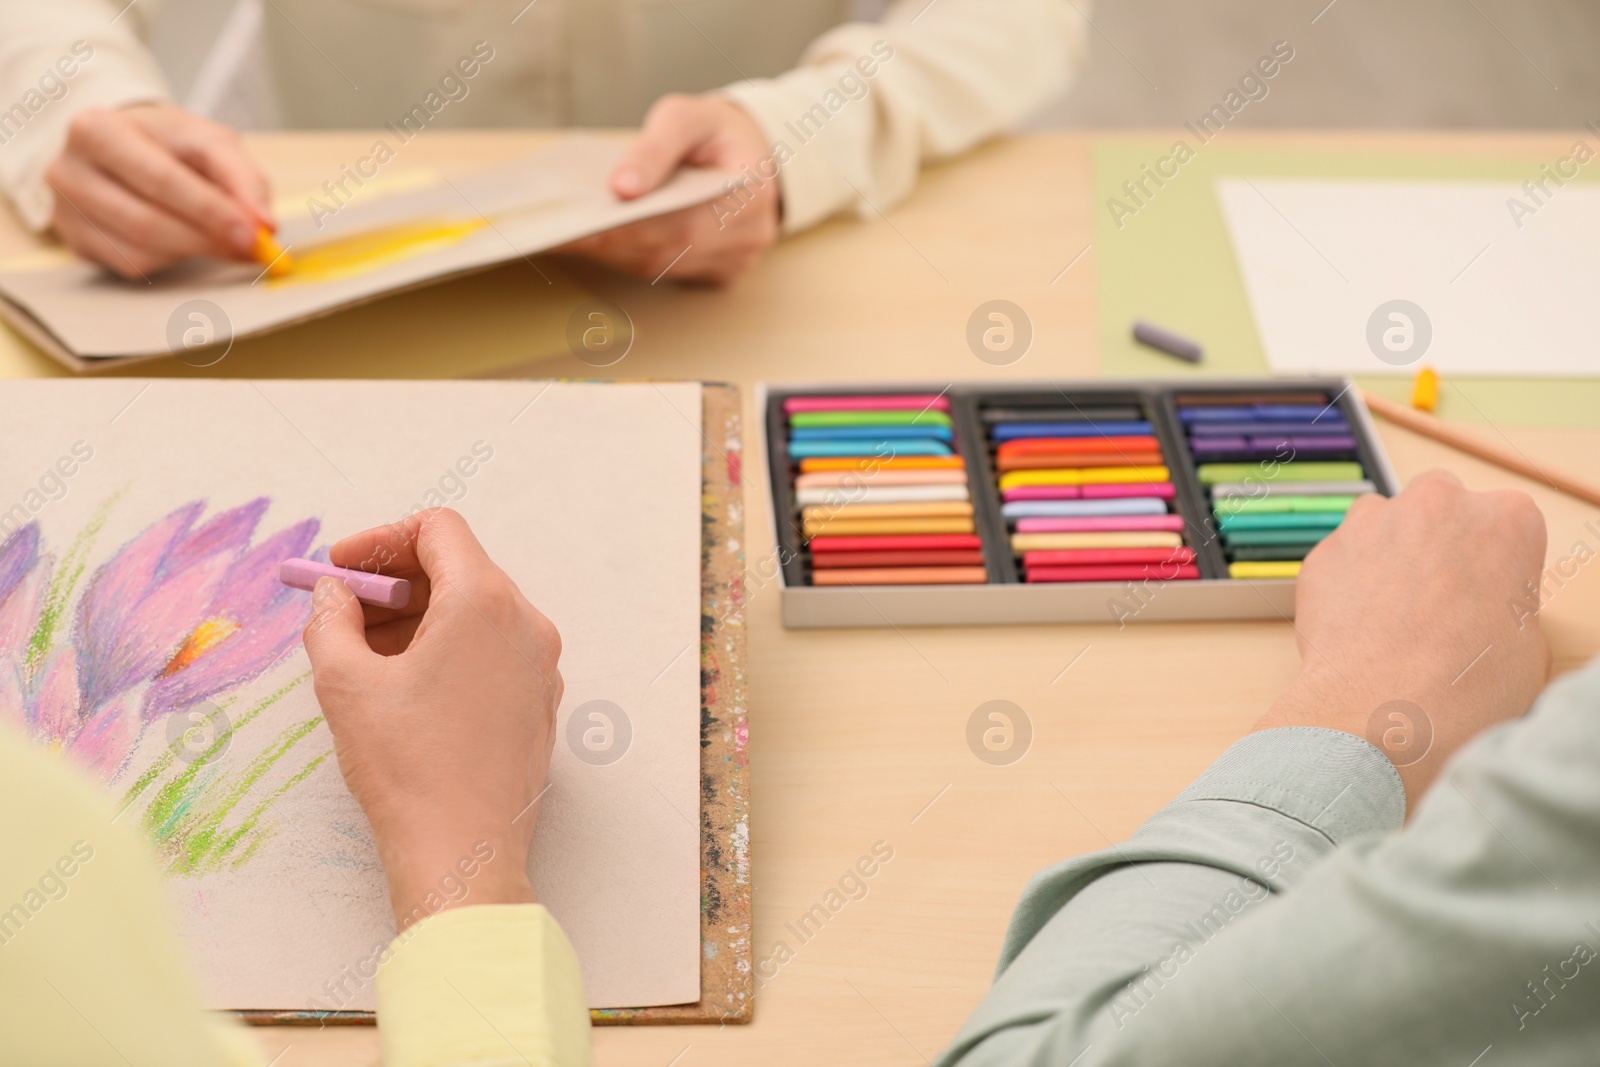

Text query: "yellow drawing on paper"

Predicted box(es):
[269, 217, 490, 286]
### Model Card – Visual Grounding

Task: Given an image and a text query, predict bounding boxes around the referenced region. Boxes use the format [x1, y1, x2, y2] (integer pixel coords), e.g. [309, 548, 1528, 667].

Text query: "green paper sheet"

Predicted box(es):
[1093, 139, 1600, 427]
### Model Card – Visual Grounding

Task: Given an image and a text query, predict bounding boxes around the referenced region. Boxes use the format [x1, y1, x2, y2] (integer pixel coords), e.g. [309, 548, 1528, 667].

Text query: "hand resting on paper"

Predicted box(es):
[45, 102, 273, 279]
[1252, 469, 1550, 804]
[560, 93, 780, 285]
[301, 508, 563, 929]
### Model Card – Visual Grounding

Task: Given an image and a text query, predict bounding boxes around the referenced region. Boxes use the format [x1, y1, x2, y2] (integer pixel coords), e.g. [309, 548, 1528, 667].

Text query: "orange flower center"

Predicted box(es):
[162, 618, 240, 676]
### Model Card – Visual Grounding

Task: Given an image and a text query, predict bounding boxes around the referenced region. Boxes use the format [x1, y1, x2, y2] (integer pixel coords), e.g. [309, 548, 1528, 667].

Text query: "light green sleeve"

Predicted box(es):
[941, 656, 1600, 1066]
[0, 726, 590, 1067]
[376, 904, 591, 1067]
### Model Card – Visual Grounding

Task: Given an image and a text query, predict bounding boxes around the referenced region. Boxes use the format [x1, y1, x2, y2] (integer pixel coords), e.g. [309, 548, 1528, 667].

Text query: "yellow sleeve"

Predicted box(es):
[376, 904, 592, 1067]
[0, 726, 260, 1067]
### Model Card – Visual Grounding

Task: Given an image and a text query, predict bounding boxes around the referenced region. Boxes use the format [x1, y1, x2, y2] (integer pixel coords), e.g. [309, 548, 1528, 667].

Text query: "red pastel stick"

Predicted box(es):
[811, 549, 986, 569]
[1023, 547, 1196, 567]
[996, 452, 1165, 472]
[1026, 563, 1201, 583]
[996, 435, 1160, 455]
[784, 394, 951, 413]
[808, 534, 983, 552]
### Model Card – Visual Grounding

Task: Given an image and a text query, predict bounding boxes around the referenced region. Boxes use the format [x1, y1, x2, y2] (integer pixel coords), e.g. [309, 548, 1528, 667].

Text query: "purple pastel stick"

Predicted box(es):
[1245, 436, 1357, 452]
[279, 558, 411, 609]
[1188, 437, 1250, 454]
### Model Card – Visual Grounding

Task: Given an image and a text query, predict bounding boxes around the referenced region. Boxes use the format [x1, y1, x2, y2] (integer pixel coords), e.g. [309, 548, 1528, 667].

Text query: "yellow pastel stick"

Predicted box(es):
[1411, 367, 1439, 412]
[802, 501, 973, 522]
[1229, 561, 1302, 579]
[804, 518, 975, 537]
[998, 466, 1169, 491]
[1010, 531, 1184, 552]
[252, 226, 294, 277]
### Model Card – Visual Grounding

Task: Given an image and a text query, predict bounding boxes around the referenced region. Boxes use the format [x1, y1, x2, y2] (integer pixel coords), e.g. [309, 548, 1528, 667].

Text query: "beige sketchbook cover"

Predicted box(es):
[0, 138, 726, 369]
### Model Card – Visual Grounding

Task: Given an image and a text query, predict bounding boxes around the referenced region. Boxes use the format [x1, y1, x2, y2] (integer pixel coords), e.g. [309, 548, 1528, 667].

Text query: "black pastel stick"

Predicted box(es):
[1132, 320, 1204, 364]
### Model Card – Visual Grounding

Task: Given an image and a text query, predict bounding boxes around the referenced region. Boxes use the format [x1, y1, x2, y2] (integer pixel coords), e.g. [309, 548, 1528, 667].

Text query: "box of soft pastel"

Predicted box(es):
[758, 379, 1397, 628]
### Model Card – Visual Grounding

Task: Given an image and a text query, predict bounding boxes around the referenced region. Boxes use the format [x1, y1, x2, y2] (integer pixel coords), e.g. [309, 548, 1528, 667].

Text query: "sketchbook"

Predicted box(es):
[0, 379, 705, 1010]
[0, 138, 727, 371]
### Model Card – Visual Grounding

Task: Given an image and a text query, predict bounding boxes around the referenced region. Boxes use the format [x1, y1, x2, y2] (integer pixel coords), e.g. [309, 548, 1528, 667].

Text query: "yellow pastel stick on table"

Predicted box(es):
[1229, 561, 1303, 579]
[802, 501, 974, 522]
[253, 226, 294, 278]
[803, 517, 975, 537]
[1411, 367, 1439, 412]
[1010, 531, 1184, 552]
[998, 466, 1169, 491]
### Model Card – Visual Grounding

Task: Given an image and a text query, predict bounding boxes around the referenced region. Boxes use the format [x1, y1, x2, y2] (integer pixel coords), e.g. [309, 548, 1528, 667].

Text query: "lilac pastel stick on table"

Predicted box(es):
[279, 558, 411, 609]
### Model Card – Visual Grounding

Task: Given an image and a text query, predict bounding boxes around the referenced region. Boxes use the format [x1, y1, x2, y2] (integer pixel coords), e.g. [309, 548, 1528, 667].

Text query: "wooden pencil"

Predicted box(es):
[1361, 389, 1600, 508]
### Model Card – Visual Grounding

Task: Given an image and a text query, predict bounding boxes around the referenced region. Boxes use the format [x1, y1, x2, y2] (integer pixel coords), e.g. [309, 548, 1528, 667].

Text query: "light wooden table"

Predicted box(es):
[5, 130, 1600, 1067]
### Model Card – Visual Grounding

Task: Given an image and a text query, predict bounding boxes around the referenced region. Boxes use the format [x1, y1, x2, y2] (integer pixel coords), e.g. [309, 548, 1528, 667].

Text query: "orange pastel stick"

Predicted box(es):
[811, 566, 989, 586]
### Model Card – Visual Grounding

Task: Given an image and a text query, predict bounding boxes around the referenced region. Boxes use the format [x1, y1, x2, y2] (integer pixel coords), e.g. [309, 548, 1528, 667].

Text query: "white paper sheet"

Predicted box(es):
[1216, 178, 1600, 377]
[0, 379, 704, 1010]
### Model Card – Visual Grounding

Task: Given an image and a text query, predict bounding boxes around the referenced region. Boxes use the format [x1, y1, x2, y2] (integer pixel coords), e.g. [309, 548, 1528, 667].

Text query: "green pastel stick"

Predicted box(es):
[791, 410, 953, 428]
[1218, 512, 1346, 532]
[1215, 495, 1356, 515]
[1197, 462, 1365, 486]
[1222, 528, 1334, 547]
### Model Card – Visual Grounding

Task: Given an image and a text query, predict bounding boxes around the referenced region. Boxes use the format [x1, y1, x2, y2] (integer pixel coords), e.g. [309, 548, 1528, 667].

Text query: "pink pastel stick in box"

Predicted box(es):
[278, 558, 411, 609]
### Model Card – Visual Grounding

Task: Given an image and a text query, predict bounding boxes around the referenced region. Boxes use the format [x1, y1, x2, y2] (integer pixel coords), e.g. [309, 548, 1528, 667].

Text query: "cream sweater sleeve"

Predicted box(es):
[721, 0, 1089, 233]
[0, 0, 171, 231]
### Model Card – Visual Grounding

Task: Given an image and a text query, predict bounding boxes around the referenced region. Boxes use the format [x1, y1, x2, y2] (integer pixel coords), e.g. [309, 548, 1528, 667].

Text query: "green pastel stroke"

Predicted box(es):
[120, 673, 336, 876]
[26, 491, 122, 670]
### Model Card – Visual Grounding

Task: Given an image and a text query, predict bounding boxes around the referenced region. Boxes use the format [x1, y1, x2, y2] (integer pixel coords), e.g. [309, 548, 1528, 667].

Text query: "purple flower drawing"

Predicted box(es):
[0, 498, 319, 779]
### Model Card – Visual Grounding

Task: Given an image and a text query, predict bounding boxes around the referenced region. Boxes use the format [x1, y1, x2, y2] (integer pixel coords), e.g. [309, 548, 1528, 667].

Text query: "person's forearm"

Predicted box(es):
[722, 0, 1089, 233]
[944, 657, 1600, 1066]
[0, 0, 170, 229]
[937, 727, 1404, 1066]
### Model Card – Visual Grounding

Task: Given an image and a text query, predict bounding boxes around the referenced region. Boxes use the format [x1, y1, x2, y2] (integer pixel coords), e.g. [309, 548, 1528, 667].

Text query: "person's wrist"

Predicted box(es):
[377, 830, 535, 930]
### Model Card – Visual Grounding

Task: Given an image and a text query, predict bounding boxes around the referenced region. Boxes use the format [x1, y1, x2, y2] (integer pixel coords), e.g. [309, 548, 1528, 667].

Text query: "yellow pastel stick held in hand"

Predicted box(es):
[252, 226, 294, 278]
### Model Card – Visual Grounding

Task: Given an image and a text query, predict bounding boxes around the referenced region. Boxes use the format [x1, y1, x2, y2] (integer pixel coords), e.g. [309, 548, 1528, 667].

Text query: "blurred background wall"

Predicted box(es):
[143, 0, 1600, 131]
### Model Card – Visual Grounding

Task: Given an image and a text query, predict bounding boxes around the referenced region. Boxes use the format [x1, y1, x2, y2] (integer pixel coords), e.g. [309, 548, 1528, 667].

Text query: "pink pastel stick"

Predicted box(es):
[1014, 515, 1186, 533]
[1002, 485, 1084, 502]
[783, 394, 951, 413]
[279, 558, 411, 609]
[1082, 482, 1176, 500]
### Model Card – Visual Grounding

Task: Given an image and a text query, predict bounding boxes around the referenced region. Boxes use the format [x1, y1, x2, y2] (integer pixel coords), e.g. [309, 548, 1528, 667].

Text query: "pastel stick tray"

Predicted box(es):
[761, 378, 1398, 628]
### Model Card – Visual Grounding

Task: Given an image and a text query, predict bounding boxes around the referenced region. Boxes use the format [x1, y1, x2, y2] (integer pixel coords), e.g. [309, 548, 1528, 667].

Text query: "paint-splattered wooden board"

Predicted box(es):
[593, 381, 752, 1025]
[243, 382, 751, 1026]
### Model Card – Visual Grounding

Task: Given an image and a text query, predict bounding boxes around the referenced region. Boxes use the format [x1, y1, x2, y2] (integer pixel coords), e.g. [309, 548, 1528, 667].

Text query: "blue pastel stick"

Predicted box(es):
[991, 421, 1153, 441]
[1179, 407, 1255, 422]
[1253, 404, 1333, 420]
[1189, 420, 1348, 437]
[790, 425, 954, 441]
[1001, 498, 1170, 519]
[787, 439, 952, 458]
